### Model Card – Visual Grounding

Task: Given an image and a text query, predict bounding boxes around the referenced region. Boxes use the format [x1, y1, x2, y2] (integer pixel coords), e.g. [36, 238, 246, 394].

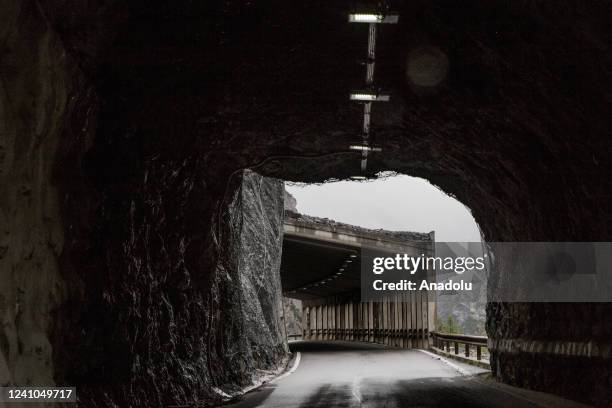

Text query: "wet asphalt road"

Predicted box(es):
[224, 341, 589, 408]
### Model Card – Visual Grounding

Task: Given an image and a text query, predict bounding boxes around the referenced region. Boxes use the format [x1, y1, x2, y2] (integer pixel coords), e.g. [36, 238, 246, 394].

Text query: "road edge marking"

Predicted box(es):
[270, 351, 301, 384]
[417, 349, 471, 376]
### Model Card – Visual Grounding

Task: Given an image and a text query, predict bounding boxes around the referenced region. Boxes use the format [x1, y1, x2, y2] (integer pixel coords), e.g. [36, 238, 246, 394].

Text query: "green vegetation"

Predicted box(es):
[436, 314, 486, 336]
[436, 315, 459, 334]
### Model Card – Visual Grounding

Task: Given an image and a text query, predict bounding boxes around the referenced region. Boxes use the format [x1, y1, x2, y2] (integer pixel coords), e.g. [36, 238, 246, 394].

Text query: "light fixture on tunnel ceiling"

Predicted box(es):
[350, 91, 390, 102]
[348, 13, 399, 24]
[348, 10, 397, 177]
[349, 145, 382, 152]
[350, 254, 357, 258]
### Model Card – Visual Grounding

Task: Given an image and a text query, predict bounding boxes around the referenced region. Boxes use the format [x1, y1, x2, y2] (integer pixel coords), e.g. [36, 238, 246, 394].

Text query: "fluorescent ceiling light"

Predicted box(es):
[349, 145, 382, 152]
[350, 93, 376, 101]
[350, 92, 390, 102]
[349, 13, 399, 24]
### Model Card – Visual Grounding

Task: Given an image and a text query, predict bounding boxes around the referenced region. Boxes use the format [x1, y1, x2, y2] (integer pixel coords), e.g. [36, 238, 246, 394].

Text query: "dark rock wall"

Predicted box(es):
[58, 164, 288, 407]
[0, 0, 94, 388]
[0, 4, 288, 399]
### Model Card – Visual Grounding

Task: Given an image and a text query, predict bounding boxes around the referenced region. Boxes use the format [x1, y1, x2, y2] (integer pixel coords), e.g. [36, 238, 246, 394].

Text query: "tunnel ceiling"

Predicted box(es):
[41, 0, 611, 243]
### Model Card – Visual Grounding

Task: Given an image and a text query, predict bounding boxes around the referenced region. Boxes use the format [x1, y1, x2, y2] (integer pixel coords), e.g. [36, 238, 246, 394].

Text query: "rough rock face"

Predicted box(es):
[217, 171, 288, 396]
[1, 0, 611, 406]
[0, 0, 94, 388]
[282, 298, 303, 337]
[0, 5, 288, 398]
[283, 190, 298, 213]
[58, 165, 288, 407]
[2, 2, 288, 405]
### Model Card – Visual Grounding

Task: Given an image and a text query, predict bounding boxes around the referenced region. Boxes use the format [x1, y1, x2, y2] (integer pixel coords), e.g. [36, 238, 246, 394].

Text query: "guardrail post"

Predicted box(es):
[430, 332, 489, 366]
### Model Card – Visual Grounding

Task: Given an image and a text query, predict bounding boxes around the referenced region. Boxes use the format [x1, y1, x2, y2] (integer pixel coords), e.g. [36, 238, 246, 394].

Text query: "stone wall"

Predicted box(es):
[0, 0, 93, 388]
[58, 163, 289, 407]
[0, 2, 288, 400]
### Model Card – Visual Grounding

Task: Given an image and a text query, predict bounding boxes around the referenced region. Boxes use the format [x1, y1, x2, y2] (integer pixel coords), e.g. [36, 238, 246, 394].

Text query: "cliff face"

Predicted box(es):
[283, 190, 298, 213]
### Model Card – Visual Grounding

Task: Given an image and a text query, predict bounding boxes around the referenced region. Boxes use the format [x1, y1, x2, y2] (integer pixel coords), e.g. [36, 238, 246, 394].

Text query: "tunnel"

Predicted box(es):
[1, 0, 611, 407]
[279, 209, 437, 348]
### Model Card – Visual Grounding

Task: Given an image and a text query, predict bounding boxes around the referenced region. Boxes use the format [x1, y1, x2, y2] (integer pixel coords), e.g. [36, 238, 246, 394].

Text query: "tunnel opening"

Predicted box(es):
[279, 174, 487, 346]
[239, 149, 611, 407]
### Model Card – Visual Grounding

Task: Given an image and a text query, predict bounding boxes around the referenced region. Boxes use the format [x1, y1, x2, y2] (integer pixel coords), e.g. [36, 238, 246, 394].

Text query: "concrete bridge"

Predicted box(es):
[281, 211, 438, 350]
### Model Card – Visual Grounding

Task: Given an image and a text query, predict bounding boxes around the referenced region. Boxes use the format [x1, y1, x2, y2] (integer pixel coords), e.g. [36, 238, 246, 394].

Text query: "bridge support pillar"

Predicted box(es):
[300, 290, 433, 349]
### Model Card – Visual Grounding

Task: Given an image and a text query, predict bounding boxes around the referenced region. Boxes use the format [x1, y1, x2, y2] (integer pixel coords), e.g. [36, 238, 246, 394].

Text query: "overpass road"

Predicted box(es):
[225, 341, 591, 408]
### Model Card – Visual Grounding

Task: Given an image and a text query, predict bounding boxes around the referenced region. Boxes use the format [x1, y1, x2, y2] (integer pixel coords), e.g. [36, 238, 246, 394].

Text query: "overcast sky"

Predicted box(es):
[285, 175, 481, 242]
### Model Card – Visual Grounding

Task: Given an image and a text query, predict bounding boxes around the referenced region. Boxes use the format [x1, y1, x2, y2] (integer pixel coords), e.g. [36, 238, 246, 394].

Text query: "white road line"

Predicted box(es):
[351, 376, 363, 404]
[417, 349, 471, 376]
[270, 352, 301, 383]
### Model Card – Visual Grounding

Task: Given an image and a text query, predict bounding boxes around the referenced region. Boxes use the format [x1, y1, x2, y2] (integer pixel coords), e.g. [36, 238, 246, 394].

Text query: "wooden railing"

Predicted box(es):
[302, 328, 430, 348]
[430, 331, 489, 362]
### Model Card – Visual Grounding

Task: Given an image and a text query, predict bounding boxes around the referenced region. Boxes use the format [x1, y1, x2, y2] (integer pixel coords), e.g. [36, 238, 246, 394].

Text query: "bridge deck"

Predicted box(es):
[281, 211, 434, 299]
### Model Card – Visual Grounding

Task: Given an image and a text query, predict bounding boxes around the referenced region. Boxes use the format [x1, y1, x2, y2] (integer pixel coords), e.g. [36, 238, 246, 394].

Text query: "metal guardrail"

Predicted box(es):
[431, 331, 489, 361]
[302, 328, 430, 347]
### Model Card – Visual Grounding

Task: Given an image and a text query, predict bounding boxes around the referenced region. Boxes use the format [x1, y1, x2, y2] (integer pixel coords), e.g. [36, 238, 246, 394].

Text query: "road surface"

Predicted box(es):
[225, 341, 590, 408]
